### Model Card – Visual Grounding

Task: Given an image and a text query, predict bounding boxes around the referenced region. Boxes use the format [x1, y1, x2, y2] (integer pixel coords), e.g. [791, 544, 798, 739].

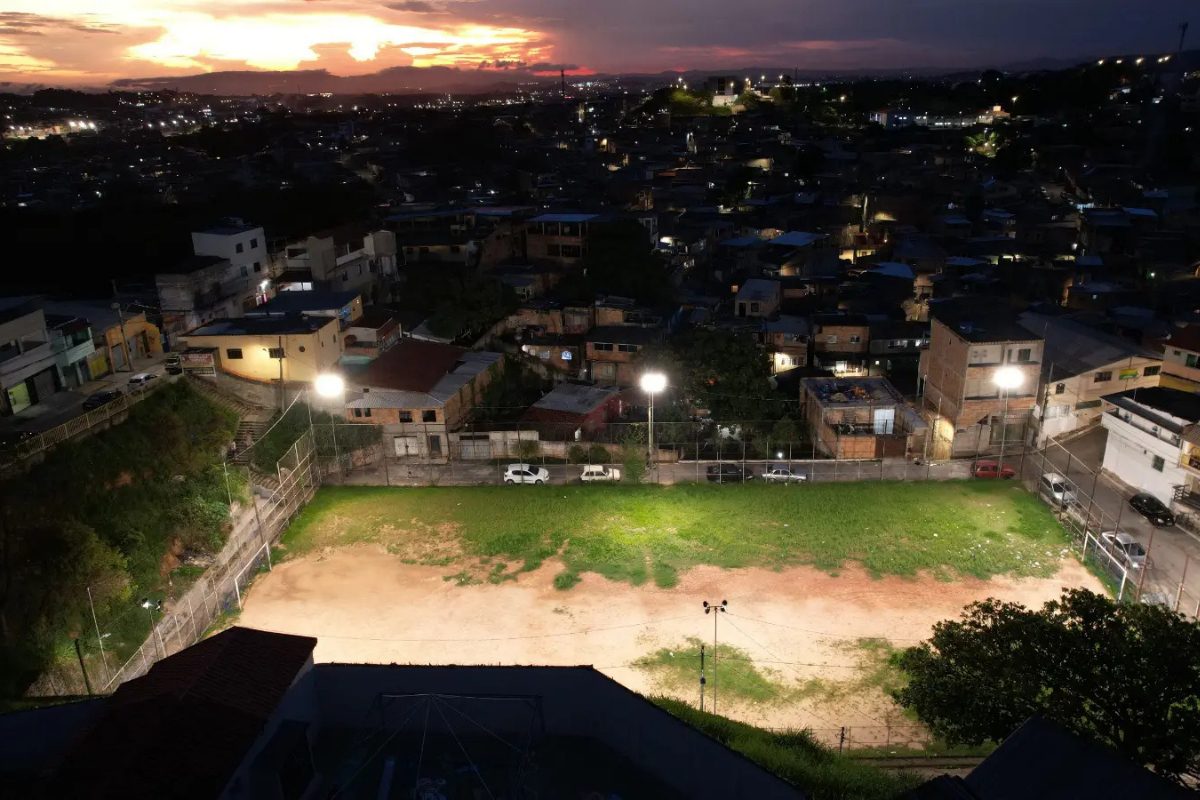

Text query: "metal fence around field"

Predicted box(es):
[28, 430, 321, 697]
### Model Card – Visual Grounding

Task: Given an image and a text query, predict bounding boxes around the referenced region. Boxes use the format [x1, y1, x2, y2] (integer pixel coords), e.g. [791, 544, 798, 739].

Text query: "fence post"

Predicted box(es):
[188, 595, 199, 643]
[1175, 554, 1189, 613]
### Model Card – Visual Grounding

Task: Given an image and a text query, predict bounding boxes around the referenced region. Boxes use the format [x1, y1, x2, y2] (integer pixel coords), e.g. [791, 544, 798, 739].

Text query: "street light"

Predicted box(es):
[313, 374, 345, 467]
[994, 367, 1024, 477]
[641, 372, 667, 472]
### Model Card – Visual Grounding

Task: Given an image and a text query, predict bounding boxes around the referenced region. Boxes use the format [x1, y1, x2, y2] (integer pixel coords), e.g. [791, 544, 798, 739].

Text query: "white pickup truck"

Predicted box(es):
[581, 466, 622, 482]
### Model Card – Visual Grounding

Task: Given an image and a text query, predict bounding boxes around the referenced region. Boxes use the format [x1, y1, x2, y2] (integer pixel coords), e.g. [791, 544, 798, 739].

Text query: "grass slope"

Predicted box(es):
[652, 697, 922, 799]
[281, 481, 1069, 588]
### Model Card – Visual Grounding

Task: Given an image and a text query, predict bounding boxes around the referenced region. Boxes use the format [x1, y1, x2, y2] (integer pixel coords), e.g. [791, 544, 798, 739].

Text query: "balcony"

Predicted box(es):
[0, 339, 53, 382]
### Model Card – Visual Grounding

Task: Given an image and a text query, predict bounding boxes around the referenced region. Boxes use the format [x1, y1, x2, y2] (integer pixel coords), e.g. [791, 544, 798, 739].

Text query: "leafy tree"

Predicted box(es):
[894, 589, 1200, 784]
[559, 220, 671, 306]
[667, 329, 774, 422]
[620, 425, 648, 483]
[402, 268, 517, 341]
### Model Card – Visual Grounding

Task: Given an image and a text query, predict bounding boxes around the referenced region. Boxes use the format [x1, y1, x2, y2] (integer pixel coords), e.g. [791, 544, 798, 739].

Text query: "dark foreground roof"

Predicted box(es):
[47, 627, 315, 799]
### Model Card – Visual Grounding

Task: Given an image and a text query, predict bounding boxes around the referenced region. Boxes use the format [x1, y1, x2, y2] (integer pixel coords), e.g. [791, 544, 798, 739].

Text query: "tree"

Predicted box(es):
[402, 269, 517, 341]
[667, 329, 775, 422]
[893, 589, 1200, 784]
[620, 425, 647, 484]
[573, 220, 671, 305]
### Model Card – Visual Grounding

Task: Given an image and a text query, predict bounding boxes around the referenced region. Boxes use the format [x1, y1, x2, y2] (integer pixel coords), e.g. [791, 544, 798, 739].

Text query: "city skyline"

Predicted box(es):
[0, 0, 1193, 88]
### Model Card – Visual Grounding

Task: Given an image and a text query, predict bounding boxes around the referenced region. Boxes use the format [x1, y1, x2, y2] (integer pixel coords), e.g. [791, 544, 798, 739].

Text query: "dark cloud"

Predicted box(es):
[527, 62, 579, 72]
[384, 1, 447, 13]
[0, 12, 120, 37]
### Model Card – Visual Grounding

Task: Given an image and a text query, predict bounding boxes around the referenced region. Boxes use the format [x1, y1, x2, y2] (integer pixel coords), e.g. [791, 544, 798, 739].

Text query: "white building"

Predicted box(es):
[1100, 387, 1200, 505]
[0, 297, 60, 415]
[191, 221, 268, 278]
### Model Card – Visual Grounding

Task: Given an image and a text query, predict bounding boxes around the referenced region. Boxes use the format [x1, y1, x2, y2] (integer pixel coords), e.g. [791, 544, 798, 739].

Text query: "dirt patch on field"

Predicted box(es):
[239, 549, 1102, 742]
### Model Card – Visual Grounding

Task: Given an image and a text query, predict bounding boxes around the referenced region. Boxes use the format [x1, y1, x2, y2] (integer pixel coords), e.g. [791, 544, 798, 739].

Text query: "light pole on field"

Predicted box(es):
[315, 373, 346, 471]
[703, 599, 727, 713]
[994, 367, 1024, 478]
[641, 372, 667, 475]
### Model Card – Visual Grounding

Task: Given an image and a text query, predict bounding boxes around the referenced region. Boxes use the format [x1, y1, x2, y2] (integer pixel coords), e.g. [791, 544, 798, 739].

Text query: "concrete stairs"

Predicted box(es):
[186, 376, 277, 465]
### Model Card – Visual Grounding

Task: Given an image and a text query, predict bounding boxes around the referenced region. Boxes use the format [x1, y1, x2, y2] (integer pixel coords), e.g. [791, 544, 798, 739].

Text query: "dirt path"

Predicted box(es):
[239, 547, 1102, 743]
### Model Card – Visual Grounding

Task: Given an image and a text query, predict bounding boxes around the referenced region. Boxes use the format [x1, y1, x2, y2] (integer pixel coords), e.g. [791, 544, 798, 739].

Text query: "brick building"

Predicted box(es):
[520, 383, 623, 440]
[918, 303, 1044, 459]
[801, 376, 927, 459]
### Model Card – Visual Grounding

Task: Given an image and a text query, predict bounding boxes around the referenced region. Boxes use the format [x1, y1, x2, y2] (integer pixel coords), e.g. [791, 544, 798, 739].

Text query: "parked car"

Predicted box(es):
[1129, 492, 1175, 526]
[580, 466, 621, 482]
[164, 354, 182, 375]
[1038, 472, 1076, 506]
[1099, 531, 1149, 571]
[974, 460, 1016, 479]
[503, 464, 550, 485]
[128, 372, 157, 388]
[82, 389, 123, 410]
[761, 467, 807, 483]
[706, 464, 752, 484]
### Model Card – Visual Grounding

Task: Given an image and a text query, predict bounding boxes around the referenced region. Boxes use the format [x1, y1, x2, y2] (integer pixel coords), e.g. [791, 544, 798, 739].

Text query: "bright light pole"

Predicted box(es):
[994, 367, 1024, 477]
[315, 373, 346, 468]
[641, 372, 667, 472]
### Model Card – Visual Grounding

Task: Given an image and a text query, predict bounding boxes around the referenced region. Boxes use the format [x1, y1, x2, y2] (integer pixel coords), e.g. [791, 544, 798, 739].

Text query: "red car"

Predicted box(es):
[974, 460, 1016, 479]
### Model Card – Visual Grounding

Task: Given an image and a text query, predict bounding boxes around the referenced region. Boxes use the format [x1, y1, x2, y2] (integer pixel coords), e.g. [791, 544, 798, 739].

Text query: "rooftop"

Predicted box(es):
[768, 231, 825, 248]
[248, 290, 360, 315]
[587, 325, 662, 345]
[1103, 387, 1200, 433]
[736, 278, 781, 302]
[530, 213, 601, 224]
[349, 339, 502, 405]
[930, 301, 1042, 344]
[200, 223, 259, 236]
[1018, 312, 1160, 377]
[530, 382, 620, 415]
[185, 314, 334, 338]
[162, 254, 229, 276]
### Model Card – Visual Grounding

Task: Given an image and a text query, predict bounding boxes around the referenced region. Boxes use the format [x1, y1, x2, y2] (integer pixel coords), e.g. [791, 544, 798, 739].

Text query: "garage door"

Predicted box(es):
[393, 436, 420, 457]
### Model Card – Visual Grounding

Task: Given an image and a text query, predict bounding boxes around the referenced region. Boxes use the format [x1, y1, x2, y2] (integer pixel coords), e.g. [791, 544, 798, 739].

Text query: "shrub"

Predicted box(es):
[567, 444, 588, 464]
[514, 439, 540, 462]
[588, 444, 611, 463]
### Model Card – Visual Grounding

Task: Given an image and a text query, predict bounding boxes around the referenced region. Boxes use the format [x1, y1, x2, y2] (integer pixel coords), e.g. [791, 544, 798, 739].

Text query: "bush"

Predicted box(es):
[514, 439, 540, 462]
[588, 444, 611, 463]
[567, 444, 588, 464]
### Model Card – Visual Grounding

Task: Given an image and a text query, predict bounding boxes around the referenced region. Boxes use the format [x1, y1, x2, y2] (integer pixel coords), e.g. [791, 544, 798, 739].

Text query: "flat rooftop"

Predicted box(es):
[184, 314, 333, 337]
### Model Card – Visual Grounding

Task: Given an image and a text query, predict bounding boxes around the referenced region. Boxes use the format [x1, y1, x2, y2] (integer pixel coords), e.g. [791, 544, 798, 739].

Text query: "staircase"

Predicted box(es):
[186, 376, 277, 465]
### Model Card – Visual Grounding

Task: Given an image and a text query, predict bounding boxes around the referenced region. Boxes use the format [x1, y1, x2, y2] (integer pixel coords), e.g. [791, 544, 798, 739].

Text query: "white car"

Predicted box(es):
[504, 464, 550, 485]
[128, 372, 157, 388]
[581, 466, 621, 482]
[762, 467, 807, 483]
[1100, 531, 1149, 571]
[1039, 472, 1076, 506]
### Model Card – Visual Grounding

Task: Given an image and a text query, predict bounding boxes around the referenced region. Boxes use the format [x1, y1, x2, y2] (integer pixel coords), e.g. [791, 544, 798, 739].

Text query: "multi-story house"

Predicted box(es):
[191, 221, 269, 279]
[812, 313, 871, 377]
[46, 314, 95, 389]
[0, 296, 60, 416]
[42, 300, 163, 376]
[918, 304, 1044, 459]
[762, 316, 810, 373]
[525, 212, 657, 270]
[1157, 325, 1200, 393]
[278, 223, 397, 303]
[1101, 387, 1200, 506]
[179, 314, 343, 389]
[1018, 312, 1162, 444]
[867, 320, 929, 385]
[801, 376, 929, 459]
[734, 279, 781, 319]
[585, 326, 661, 386]
[343, 339, 503, 460]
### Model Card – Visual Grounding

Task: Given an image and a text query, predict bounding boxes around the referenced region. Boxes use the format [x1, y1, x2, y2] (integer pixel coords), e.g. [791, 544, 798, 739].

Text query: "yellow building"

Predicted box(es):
[180, 315, 342, 385]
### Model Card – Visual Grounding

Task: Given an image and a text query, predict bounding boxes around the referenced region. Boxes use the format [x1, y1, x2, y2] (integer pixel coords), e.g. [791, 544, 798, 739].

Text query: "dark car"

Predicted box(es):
[1129, 492, 1175, 526]
[706, 464, 752, 484]
[974, 460, 1016, 479]
[82, 389, 123, 411]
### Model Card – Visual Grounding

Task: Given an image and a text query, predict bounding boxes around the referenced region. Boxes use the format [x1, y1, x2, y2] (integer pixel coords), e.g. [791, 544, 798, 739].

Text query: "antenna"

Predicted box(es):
[561, 68, 566, 101]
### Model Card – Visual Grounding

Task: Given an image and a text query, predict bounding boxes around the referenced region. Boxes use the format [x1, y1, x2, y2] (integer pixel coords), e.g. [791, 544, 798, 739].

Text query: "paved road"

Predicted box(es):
[1022, 427, 1200, 611]
[334, 457, 972, 488]
[0, 353, 171, 439]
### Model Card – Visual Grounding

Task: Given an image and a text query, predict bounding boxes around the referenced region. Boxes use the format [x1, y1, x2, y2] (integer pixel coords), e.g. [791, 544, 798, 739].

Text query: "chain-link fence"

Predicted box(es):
[30, 429, 321, 697]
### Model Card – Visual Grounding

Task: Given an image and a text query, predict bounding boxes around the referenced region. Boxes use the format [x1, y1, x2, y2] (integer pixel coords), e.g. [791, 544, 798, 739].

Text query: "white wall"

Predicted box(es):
[192, 227, 267, 272]
[1101, 413, 1185, 504]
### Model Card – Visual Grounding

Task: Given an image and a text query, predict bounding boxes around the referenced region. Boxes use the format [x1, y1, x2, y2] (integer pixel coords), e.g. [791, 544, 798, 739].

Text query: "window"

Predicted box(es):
[539, 350, 550, 360]
[422, 410, 437, 423]
[250, 238, 258, 249]
[364, 408, 371, 418]
[593, 342, 614, 352]
[1093, 371, 1112, 383]
[353, 408, 363, 418]
[750, 302, 760, 313]
[1055, 383, 1066, 395]
[546, 243, 562, 257]
[561, 244, 582, 258]
[1075, 400, 1102, 410]
[1144, 365, 1161, 377]
[1016, 348, 1032, 363]
[268, 347, 285, 359]
[1188, 354, 1199, 368]
[618, 344, 639, 353]
[253, 262, 261, 273]
[225, 348, 243, 360]
[849, 334, 862, 344]
[398, 410, 413, 423]
[235, 242, 244, 254]
[1152, 455, 1166, 472]
[889, 339, 906, 348]
[826, 335, 838, 344]
[240, 266, 248, 278]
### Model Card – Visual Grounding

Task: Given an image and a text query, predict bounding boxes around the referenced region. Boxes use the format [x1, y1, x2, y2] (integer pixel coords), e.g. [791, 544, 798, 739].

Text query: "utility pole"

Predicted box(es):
[699, 643, 706, 712]
[703, 600, 727, 714]
[111, 281, 132, 373]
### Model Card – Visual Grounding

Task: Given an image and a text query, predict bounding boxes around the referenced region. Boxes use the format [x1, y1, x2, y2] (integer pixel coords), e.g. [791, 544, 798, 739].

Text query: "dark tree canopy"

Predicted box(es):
[556, 220, 671, 306]
[894, 589, 1200, 784]
[665, 328, 775, 422]
[401, 268, 517, 341]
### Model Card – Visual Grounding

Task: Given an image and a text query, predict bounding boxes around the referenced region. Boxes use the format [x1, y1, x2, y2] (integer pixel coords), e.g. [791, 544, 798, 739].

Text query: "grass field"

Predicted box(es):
[280, 481, 1070, 588]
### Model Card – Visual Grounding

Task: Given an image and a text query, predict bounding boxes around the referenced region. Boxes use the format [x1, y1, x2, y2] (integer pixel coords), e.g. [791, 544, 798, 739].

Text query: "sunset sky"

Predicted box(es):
[0, 0, 1192, 86]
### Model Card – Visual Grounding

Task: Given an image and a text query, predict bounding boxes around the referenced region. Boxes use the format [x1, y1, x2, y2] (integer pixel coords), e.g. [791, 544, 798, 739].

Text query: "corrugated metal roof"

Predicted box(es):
[530, 213, 600, 223]
[768, 231, 825, 248]
[531, 383, 619, 414]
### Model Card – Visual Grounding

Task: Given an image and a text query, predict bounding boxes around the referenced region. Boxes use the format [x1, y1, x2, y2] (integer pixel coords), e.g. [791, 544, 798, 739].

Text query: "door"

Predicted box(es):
[872, 408, 895, 435]
[393, 436, 420, 457]
[30, 369, 57, 404]
[428, 435, 442, 457]
[111, 342, 127, 370]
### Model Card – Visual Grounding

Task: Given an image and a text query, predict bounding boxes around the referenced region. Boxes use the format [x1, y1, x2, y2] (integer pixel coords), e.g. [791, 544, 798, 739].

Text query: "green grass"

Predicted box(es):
[280, 481, 1071, 588]
[652, 697, 923, 799]
[636, 638, 792, 704]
